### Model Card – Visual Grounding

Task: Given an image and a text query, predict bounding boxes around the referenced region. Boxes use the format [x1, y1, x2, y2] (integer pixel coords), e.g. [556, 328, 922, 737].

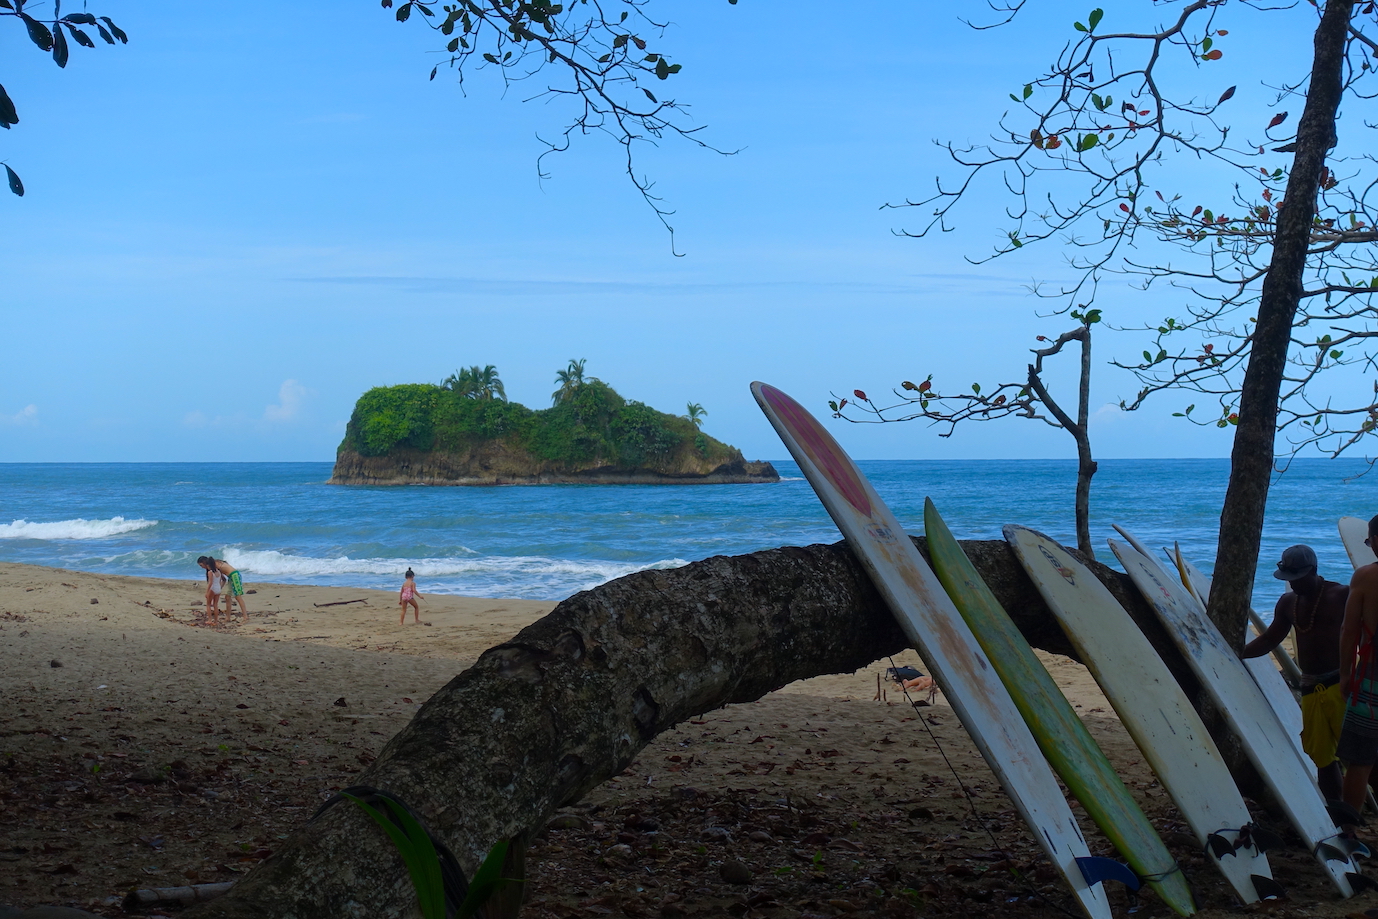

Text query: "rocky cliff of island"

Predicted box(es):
[329, 378, 779, 486]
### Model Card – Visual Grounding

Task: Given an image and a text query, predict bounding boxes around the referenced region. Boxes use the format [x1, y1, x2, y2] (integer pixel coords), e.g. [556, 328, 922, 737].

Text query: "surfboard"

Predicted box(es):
[924, 505, 1197, 915]
[1113, 525, 1305, 762]
[1004, 525, 1276, 903]
[750, 382, 1112, 919]
[1172, 551, 1307, 766]
[1111, 538, 1358, 897]
[1341, 516, 1372, 570]
[1169, 543, 1305, 688]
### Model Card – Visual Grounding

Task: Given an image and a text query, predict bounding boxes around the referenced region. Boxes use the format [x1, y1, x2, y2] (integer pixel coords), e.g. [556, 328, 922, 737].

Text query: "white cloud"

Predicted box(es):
[2, 405, 38, 426]
[183, 410, 208, 428]
[1088, 402, 1123, 429]
[263, 379, 309, 423]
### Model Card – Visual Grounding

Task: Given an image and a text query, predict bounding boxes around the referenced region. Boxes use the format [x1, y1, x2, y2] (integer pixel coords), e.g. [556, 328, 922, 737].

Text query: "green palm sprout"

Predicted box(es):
[338, 788, 521, 919]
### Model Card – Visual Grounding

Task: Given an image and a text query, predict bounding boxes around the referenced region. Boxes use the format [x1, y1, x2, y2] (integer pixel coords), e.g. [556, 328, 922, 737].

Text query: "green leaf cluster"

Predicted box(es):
[3, 2, 128, 196]
[342, 378, 736, 472]
[343, 790, 519, 919]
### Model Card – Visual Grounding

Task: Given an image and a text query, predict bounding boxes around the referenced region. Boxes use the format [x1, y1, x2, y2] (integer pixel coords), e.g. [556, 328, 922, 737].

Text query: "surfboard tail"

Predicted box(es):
[1207, 823, 1283, 859]
[1250, 875, 1285, 901]
[1317, 841, 1353, 864]
[1327, 799, 1366, 829]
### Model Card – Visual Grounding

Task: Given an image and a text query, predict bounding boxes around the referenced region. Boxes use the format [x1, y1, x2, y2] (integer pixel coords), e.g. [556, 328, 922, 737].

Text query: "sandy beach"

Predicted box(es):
[0, 561, 1371, 919]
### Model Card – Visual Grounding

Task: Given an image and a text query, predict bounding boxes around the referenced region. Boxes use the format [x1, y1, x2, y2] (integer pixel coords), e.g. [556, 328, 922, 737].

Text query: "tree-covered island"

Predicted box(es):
[330, 361, 778, 485]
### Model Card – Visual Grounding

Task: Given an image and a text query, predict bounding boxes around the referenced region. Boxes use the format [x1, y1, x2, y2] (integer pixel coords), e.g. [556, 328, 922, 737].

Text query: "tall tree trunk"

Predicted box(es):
[1209, 0, 1353, 648]
[187, 537, 1242, 919]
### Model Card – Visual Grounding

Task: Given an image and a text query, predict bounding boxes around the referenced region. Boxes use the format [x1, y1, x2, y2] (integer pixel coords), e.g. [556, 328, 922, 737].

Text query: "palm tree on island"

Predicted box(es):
[443, 365, 506, 401]
[551, 358, 587, 406]
[686, 403, 707, 428]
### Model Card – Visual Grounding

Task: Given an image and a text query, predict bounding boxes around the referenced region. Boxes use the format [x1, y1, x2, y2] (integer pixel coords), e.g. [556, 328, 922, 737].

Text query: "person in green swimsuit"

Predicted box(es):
[198, 556, 249, 623]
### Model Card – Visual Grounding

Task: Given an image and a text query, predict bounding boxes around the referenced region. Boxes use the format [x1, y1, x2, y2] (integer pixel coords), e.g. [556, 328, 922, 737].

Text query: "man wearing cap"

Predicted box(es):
[1244, 544, 1348, 800]
[1339, 515, 1378, 818]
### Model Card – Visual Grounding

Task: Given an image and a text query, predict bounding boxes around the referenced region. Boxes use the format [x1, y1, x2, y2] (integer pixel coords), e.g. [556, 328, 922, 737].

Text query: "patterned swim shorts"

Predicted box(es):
[1337, 676, 1378, 766]
[228, 570, 244, 597]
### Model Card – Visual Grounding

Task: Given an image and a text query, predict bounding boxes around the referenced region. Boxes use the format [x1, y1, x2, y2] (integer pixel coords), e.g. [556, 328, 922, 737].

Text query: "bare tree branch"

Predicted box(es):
[387, 0, 738, 253]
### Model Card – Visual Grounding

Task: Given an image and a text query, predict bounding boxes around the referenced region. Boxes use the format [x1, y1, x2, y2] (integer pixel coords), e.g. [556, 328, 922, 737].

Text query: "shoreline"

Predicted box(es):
[0, 561, 1357, 918]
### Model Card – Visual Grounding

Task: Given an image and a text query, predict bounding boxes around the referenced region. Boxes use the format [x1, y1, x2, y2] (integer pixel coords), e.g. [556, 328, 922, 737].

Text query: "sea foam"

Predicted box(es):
[218, 547, 689, 597]
[0, 517, 157, 540]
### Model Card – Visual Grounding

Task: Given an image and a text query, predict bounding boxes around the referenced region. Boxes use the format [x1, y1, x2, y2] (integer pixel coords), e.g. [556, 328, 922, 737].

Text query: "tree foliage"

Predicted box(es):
[1, 0, 129, 196]
[896, 1, 1378, 469]
[836, 312, 1104, 556]
[383, 0, 738, 250]
[890, 0, 1374, 640]
[443, 364, 507, 400]
[685, 401, 706, 428]
[343, 363, 737, 471]
[551, 357, 587, 406]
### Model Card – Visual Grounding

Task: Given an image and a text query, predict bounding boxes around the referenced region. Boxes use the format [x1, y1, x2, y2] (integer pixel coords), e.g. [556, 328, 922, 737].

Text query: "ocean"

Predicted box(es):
[0, 460, 1374, 614]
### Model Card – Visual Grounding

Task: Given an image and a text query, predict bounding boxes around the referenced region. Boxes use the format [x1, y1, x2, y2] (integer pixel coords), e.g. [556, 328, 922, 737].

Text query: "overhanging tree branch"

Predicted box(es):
[386, 0, 739, 252]
[883, 0, 1378, 644]
[833, 314, 1103, 556]
[1, 2, 129, 197]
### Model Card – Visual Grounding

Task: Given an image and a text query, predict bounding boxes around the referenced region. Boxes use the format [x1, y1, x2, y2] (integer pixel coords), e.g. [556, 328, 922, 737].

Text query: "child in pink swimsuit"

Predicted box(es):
[399, 568, 422, 624]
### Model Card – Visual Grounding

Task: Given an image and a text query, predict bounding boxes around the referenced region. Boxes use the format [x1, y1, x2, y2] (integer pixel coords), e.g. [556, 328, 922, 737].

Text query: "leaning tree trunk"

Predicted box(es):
[189, 537, 1250, 919]
[1209, 0, 1353, 649]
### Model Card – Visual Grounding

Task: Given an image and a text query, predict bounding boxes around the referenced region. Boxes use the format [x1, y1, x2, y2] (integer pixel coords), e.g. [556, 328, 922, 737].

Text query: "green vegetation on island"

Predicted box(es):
[331, 360, 778, 486]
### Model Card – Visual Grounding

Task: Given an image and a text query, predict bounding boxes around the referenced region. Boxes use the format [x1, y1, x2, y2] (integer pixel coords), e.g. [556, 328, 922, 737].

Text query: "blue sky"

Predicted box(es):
[0, 1, 1329, 462]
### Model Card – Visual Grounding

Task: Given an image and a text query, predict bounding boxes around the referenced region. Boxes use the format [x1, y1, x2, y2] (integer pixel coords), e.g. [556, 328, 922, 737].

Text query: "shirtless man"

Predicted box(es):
[1243, 544, 1349, 800]
[198, 556, 249, 623]
[1340, 515, 1378, 817]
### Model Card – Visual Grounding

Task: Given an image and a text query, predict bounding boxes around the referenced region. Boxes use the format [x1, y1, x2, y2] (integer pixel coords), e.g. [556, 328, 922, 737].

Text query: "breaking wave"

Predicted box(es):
[0, 517, 157, 540]
[216, 547, 689, 599]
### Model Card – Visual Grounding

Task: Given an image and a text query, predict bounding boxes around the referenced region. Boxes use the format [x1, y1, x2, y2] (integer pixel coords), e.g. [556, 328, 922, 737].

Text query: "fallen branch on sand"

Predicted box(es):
[126, 881, 236, 909]
[313, 598, 370, 608]
[187, 536, 1233, 919]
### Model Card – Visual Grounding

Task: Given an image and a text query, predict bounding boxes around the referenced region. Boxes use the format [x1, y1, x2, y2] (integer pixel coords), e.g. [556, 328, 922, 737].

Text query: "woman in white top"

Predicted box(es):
[204, 565, 226, 626]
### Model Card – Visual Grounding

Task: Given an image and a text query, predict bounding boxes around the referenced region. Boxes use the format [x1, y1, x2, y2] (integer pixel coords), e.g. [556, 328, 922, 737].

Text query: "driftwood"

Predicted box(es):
[125, 882, 236, 909]
[313, 598, 370, 608]
[188, 536, 1254, 919]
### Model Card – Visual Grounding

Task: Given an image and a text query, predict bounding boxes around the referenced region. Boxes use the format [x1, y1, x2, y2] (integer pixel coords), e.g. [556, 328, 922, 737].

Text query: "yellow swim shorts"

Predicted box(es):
[1301, 680, 1346, 769]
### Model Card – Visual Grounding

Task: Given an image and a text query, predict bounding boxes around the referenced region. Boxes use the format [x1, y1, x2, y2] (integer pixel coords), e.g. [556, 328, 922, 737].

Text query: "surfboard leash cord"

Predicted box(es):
[887, 654, 1083, 919]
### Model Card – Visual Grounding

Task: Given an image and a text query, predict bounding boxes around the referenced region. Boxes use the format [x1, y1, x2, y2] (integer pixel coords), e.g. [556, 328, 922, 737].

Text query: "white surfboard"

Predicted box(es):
[1005, 525, 1276, 903]
[1112, 525, 1305, 761]
[1111, 538, 1357, 896]
[1167, 543, 1304, 689]
[751, 382, 1111, 919]
[1341, 516, 1372, 570]
[1172, 551, 1307, 766]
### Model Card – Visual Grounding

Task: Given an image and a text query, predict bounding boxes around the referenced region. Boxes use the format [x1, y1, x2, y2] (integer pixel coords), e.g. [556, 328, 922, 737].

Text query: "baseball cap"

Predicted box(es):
[1274, 545, 1318, 581]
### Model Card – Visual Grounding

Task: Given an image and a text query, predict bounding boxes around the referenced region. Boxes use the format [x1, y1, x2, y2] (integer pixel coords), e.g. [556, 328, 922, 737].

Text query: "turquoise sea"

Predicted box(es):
[0, 460, 1374, 614]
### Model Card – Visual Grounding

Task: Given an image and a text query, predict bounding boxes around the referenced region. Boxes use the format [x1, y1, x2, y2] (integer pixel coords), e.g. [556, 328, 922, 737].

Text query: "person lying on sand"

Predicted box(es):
[399, 568, 423, 624]
[198, 556, 249, 623]
[1243, 544, 1348, 800]
[886, 665, 938, 704]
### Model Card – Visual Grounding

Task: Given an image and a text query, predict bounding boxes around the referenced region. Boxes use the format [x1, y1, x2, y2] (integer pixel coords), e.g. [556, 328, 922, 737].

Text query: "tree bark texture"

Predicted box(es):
[1074, 326, 1098, 560]
[189, 537, 1249, 919]
[1209, 0, 1354, 649]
